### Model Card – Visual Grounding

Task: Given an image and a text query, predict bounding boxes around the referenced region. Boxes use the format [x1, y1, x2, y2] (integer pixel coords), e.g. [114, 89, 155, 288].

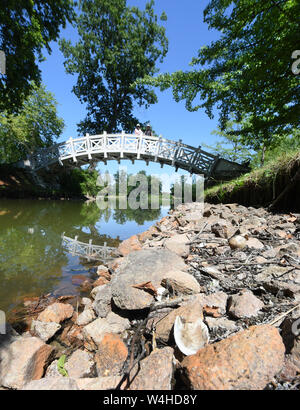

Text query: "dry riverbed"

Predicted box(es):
[1, 202, 300, 390]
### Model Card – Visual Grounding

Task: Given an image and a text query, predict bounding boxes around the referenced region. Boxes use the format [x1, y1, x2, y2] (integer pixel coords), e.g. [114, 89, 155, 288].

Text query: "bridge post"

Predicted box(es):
[155, 135, 162, 162]
[137, 134, 142, 159]
[86, 133, 92, 160]
[120, 130, 124, 158]
[172, 139, 182, 167]
[68, 137, 77, 163]
[103, 131, 108, 158]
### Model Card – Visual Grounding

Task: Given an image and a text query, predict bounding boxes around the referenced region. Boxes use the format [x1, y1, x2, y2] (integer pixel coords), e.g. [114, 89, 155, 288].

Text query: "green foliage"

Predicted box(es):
[141, 0, 300, 146]
[60, 0, 168, 134]
[204, 118, 254, 163]
[0, 0, 75, 113]
[0, 83, 64, 163]
[57, 355, 68, 377]
[60, 168, 99, 197]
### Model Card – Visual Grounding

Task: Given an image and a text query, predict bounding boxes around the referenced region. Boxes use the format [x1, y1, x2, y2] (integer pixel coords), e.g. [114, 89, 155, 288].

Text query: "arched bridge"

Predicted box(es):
[17, 133, 249, 179]
[62, 234, 117, 261]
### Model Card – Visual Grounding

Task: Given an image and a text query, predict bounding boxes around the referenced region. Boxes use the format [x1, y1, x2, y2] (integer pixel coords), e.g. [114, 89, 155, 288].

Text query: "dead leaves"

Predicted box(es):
[132, 281, 157, 296]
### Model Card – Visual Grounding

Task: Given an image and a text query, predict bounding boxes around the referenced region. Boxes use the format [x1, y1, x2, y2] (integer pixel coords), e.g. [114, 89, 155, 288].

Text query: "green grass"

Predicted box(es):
[205, 149, 300, 203]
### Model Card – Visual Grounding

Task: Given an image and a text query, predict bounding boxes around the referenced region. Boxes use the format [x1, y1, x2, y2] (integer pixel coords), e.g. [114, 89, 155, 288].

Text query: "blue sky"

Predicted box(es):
[39, 0, 221, 180]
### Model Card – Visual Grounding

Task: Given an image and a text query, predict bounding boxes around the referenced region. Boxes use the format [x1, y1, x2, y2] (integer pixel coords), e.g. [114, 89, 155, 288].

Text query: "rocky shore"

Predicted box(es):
[1, 202, 300, 390]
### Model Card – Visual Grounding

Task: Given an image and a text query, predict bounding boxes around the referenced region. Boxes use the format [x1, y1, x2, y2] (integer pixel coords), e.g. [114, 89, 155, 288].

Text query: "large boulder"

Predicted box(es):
[111, 249, 187, 310]
[0, 335, 53, 389]
[182, 325, 285, 390]
[128, 347, 175, 390]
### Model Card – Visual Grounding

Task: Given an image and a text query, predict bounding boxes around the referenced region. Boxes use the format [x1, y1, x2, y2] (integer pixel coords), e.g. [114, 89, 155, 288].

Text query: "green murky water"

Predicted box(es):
[0, 199, 168, 317]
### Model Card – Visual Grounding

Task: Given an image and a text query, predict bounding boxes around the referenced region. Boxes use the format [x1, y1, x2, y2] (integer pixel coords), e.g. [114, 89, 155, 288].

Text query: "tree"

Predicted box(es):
[0, 83, 64, 163]
[60, 0, 168, 134]
[203, 118, 254, 164]
[141, 0, 300, 148]
[0, 0, 75, 113]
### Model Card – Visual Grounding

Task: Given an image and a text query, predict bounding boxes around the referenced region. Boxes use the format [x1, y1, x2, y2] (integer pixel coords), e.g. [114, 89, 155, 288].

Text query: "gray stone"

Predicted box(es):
[205, 317, 237, 332]
[76, 305, 96, 326]
[76, 376, 123, 390]
[228, 289, 264, 319]
[31, 320, 61, 342]
[129, 347, 175, 390]
[22, 377, 79, 390]
[65, 349, 95, 378]
[83, 312, 130, 351]
[0, 336, 53, 389]
[92, 284, 112, 318]
[164, 234, 190, 257]
[111, 249, 187, 310]
[161, 270, 201, 295]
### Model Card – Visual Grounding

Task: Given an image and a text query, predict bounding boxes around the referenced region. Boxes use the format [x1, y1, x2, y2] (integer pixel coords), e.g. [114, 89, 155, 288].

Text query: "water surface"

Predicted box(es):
[0, 199, 169, 317]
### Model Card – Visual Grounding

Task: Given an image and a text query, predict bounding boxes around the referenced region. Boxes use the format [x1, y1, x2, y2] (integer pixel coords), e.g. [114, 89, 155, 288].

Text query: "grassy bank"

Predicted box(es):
[204, 150, 300, 211]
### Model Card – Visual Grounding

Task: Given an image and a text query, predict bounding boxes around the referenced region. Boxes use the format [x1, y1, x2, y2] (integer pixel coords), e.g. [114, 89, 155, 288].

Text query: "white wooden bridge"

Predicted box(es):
[62, 234, 117, 261]
[16, 133, 249, 179]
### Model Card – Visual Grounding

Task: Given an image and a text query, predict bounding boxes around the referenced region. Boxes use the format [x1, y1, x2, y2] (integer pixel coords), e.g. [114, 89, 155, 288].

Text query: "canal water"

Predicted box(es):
[0, 199, 169, 318]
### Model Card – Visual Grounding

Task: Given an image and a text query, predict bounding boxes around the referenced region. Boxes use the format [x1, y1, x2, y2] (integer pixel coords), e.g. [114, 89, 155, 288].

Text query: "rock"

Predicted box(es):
[205, 317, 237, 332]
[22, 378, 79, 390]
[228, 289, 264, 319]
[45, 360, 63, 378]
[97, 264, 109, 275]
[164, 234, 190, 257]
[129, 347, 175, 390]
[174, 316, 209, 356]
[161, 270, 201, 295]
[246, 237, 264, 249]
[83, 312, 130, 351]
[71, 274, 88, 286]
[0, 336, 53, 389]
[80, 280, 93, 293]
[228, 235, 247, 249]
[263, 280, 300, 298]
[118, 235, 142, 256]
[31, 320, 61, 342]
[37, 303, 74, 324]
[156, 300, 203, 343]
[93, 277, 109, 287]
[92, 284, 112, 318]
[65, 349, 95, 378]
[111, 249, 187, 310]
[76, 376, 123, 390]
[95, 333, 128, 377]
[76, 305, 96, 326]
[195, 291, 228, 316]
[181, 325, 285, 390]
[211, 221, 229, 238]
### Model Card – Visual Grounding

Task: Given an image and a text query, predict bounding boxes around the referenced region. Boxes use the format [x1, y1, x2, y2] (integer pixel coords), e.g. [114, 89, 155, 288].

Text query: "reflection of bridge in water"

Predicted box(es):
[16, 133, 250, 180]
[62, 235, 117, 261]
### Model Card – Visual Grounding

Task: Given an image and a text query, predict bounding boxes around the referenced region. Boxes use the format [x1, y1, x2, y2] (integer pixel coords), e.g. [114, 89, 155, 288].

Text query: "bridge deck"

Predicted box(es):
[16, 133, 249, 179]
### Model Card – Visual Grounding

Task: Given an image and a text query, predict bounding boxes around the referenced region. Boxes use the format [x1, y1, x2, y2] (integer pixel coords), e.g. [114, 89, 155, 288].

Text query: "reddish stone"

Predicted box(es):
[117, 235, 142, 256]
[182, 325, 285, 390]
[95, 333, 128, 377]
[37, 303, 74, 324]
[93, 277, 109, 288]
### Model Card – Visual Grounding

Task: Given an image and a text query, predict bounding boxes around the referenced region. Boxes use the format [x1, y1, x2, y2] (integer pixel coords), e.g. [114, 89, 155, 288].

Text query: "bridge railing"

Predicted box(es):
[23, 133, 220, 175]
[62, 235, 116, 261]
